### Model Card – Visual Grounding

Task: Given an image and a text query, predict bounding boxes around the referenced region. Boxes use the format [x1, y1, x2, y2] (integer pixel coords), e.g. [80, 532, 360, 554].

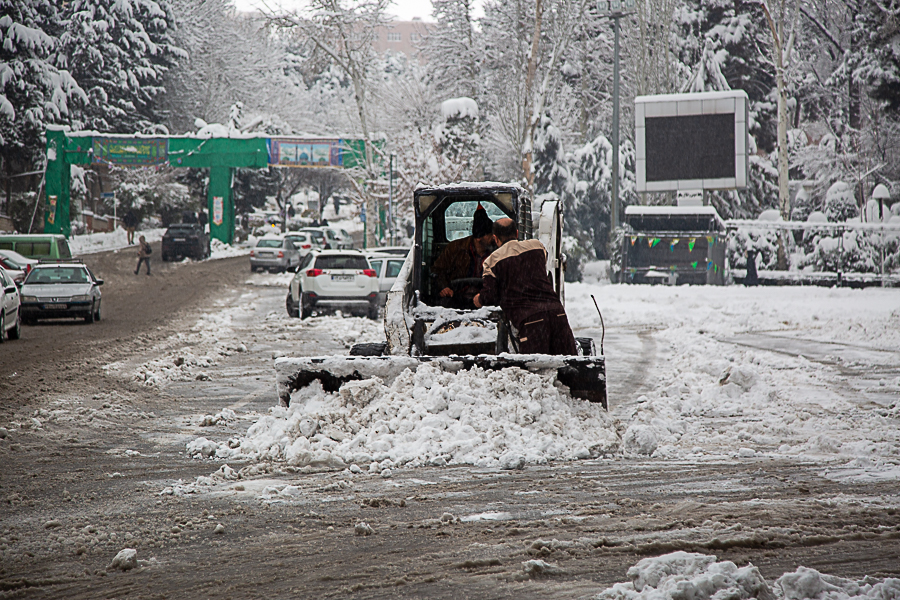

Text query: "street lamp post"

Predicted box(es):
[598, 0, 634, 231]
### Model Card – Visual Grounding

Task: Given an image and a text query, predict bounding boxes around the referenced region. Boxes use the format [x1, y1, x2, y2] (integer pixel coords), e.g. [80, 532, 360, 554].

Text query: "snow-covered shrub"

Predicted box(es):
[727, 228, 787, 270]
[824, 181, 858, 223]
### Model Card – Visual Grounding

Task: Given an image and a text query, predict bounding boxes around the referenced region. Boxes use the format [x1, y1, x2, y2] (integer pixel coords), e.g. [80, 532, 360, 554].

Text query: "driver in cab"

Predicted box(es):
[432, 205, 495, 309]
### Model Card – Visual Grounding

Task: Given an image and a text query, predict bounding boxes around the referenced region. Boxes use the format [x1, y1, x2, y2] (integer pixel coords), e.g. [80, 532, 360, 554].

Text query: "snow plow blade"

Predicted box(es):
[275, 354, 607, 409]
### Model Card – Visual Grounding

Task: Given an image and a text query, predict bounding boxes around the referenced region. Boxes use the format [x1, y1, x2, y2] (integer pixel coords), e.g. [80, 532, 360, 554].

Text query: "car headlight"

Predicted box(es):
[71, 295, 90, 302]
[22, 295, 37, 303]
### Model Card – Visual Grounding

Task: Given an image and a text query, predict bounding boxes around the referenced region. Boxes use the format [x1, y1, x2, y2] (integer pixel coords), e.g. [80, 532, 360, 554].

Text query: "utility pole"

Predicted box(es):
[599, 0, 634, 231]
[388, 154, 394, 245]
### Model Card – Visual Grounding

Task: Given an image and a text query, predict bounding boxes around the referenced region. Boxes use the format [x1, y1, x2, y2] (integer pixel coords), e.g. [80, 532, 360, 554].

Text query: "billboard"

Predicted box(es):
[267, 138, 344, 168]
[635, 90, 749, 192]
[92, 137, 168, 166]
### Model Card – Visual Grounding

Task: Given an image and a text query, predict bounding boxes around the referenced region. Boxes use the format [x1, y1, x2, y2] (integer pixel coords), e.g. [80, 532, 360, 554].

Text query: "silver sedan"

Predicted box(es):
[250, 237, 303, 273]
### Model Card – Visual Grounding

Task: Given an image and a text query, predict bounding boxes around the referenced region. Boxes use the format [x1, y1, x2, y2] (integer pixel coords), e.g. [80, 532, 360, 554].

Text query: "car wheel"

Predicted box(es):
[286, 292, 299, 318]
[8, 311, 21, 340]
[0, 312, 5, 344]
[367, 301, 379, 320]
[300, 293, 312, 319]
[84, 301, 95, 324]
[94, 302, 101, 322]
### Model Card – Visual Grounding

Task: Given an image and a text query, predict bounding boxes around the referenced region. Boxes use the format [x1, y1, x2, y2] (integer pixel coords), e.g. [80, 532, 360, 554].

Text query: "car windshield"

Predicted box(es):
[25, 267, 89, 284]
[167, 226, 195, 234]
[286, 235, 309, 242]
[314, 255, 368, 270]
[257, 239, 283, 248]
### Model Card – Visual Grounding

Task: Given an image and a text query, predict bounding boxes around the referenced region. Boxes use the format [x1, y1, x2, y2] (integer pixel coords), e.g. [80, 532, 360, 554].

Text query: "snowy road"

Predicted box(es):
[1, 252, 898, 598]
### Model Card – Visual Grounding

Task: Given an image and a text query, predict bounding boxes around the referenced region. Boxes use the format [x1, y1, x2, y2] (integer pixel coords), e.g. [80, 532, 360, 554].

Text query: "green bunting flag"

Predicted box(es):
[649, 238, 661, 248]
[691, 261, 698, 269]
[688, 238, 696, 252]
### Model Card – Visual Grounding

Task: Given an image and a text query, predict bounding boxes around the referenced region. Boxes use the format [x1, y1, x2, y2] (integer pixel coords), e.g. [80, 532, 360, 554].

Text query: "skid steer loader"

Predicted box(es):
[275, 183, 607, 409]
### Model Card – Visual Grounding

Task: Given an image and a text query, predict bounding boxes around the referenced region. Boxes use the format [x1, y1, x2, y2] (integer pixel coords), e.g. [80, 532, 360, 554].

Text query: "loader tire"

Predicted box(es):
[576, 337, 596, 356]
[349, 342, 387, 357]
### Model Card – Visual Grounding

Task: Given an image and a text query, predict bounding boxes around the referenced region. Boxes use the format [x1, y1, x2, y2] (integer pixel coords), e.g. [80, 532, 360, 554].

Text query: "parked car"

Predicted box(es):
[364, 252, 407, 307]
[323, 227, 354, 249]
[0, 249, 37, 285]
[0, 249, 39, 273]
[0, 234, 72, 260]
[0, 266, 22, 340]
[250, 236, 302, 273]
[19, 260, 103, 324]
[283, 232, 317, 256]
[286, 250, 379, 319]
[298, 228, 331, 249]
[161, 223, 210, 261]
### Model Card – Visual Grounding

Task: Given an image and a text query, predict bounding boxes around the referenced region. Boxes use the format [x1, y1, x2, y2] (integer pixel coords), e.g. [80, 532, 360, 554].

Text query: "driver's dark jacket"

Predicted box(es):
[478, 239, 563, 330]
[433, 236, 489, 291]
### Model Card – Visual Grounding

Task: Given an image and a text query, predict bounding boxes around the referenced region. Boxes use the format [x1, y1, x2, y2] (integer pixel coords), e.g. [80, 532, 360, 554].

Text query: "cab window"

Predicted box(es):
[386, 260, 404, 278]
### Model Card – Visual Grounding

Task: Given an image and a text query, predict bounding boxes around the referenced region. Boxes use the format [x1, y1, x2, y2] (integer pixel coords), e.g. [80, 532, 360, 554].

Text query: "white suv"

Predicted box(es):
[286, 251, 379, 319]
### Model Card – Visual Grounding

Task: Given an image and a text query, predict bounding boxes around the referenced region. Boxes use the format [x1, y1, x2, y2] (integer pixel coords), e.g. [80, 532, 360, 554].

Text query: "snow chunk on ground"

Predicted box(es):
[188, 363, 620, 469]
[592, 552, 900, 600]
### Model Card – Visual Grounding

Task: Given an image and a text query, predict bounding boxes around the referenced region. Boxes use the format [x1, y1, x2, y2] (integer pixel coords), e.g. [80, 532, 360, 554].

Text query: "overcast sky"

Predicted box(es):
[232, 0, 441, 21]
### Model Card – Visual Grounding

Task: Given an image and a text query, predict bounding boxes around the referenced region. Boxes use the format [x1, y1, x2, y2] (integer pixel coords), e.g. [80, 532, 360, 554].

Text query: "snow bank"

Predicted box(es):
[70, 228, 164, 255]
[189, 362, 619, 469]
[566, 282, 900, 479]
[593, 552, 900, 600]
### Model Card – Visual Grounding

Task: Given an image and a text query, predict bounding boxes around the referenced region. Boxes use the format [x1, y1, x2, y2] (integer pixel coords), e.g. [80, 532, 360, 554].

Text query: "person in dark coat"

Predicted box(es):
[432, 205, 495, 309]
[474, 218, 576, 355]
[123, 210, 138, 245]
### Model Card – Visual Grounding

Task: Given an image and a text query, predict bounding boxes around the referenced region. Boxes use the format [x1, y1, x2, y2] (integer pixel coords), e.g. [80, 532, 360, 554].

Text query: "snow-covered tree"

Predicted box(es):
[425, 0, 480, 100]
[0, 0, 85, 168]
[60, 0, 181, 133]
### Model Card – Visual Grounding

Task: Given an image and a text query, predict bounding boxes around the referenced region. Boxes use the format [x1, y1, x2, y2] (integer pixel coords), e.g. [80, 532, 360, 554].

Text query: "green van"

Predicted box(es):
[0, 234, 72, 260]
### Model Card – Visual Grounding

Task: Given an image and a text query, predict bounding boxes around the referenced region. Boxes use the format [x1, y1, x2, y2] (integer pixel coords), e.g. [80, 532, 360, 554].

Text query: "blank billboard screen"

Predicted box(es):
[645, 114, 735, 182]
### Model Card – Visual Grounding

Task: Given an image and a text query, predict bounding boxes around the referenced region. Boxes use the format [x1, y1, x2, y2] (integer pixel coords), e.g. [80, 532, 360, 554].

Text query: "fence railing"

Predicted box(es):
[725, 220, 900, 287]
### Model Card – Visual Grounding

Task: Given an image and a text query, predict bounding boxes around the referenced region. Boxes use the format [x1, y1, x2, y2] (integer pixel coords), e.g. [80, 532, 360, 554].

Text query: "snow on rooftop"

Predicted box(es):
[635, 89, 749, 103]
[625, 205, 721, 216]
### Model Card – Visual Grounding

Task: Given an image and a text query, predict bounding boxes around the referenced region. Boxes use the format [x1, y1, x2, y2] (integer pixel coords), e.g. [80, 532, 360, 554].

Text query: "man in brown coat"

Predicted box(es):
[432, 205, 494, 309]
[474, 218, 576, 355]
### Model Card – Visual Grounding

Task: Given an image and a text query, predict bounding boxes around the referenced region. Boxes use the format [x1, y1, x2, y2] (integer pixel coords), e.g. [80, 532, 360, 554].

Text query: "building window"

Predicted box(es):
[387, 32, 401, 42]
[410, 32, 419, 42]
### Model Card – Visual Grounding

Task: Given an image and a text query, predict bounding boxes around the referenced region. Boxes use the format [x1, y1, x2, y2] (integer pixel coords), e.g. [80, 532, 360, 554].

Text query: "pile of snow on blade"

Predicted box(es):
[188, 362, 619, 469]
[593, 551, 900, 600]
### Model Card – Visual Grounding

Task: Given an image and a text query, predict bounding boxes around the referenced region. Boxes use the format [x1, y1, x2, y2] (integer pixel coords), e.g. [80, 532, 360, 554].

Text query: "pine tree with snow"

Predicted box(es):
[59, 0, 180, 133]
[434, 97, 481, 181]
[0, 0, 85, 167]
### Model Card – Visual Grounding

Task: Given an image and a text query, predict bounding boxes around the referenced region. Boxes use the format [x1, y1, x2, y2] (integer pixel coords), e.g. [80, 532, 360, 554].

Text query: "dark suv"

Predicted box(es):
[161, 223, 210, 261]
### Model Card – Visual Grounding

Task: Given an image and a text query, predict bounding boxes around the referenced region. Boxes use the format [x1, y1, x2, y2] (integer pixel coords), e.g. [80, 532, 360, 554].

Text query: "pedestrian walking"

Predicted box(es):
[135, 235, 152, 275]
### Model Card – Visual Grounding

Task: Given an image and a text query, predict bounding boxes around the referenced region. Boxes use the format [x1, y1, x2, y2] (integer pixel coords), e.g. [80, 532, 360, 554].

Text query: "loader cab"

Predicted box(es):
[412, 185, 532, 307]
